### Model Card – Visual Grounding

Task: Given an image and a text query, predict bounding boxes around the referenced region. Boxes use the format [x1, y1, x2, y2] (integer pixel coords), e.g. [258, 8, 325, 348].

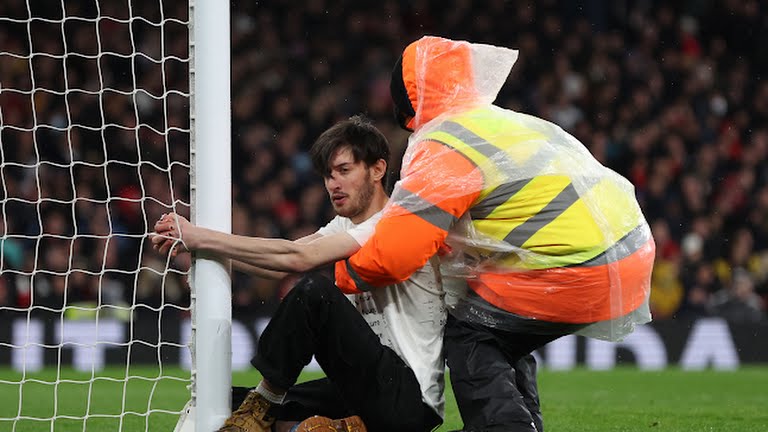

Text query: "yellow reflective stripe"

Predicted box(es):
[483, 176, 572, 220]
[522, 194, 604, 254]
[472, 216, 527, 242]
[579, 178, 644, 244]
[505, 183, 581, 247]
[470, 179, 531, 219]
[470, 176, 572, 241]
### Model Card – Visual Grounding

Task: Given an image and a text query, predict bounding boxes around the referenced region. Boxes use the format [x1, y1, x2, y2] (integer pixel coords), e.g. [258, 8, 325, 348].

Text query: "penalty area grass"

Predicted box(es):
[0, 366, 766, 431]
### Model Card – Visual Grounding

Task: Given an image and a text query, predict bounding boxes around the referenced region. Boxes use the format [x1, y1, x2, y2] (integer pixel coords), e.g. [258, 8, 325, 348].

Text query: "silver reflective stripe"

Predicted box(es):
[575, 225, 650, 267]
[470, 179, 532, 219]
[391, 188, 458, 231]
[437, 121, 501, 160]
[503, 183, 579, 247]
[344, 259, 374, 292]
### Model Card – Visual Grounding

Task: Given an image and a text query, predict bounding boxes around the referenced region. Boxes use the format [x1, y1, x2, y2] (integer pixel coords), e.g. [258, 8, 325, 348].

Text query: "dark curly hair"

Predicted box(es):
[309, 115, 391, 186]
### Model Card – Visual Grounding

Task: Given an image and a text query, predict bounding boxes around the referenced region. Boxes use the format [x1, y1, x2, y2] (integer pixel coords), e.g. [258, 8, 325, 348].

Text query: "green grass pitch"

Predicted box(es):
[0, 367, 766, 431]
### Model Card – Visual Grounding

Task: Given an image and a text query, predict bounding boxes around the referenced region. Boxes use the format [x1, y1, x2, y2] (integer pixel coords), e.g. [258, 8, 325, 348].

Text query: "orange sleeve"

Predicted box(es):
[336, 140, 483, 292]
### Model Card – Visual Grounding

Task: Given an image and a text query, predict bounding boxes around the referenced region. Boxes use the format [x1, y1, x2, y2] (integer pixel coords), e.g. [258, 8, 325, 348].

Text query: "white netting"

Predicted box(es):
[0, 1, 191, 430]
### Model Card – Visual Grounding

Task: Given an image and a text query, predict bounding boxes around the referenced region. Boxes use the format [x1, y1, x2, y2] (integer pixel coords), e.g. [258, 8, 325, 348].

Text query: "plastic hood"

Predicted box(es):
[401, 36, 519, 130]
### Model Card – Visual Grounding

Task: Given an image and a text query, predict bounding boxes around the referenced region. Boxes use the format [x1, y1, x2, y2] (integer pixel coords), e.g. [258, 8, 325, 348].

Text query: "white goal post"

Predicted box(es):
[188, 0, 232, 430]
[0, 0, 232, 431]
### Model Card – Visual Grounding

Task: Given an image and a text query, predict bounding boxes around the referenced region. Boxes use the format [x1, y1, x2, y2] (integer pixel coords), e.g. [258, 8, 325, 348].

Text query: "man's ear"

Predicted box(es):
[371, 158, 387, 182]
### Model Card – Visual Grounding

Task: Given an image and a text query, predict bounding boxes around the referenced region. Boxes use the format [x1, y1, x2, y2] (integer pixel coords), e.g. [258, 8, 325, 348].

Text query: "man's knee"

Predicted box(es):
[285, 273, 338, 304]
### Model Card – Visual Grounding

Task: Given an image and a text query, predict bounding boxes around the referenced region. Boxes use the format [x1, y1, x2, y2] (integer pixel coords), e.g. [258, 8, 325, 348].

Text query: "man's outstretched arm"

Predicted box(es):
[152, 214, 361, 274]
[231, 261, 288, 280]
[229, 233, 322, 279]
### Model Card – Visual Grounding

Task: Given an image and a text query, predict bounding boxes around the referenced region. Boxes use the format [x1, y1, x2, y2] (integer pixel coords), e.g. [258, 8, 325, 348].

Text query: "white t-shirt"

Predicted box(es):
[316, 211, 446, 417]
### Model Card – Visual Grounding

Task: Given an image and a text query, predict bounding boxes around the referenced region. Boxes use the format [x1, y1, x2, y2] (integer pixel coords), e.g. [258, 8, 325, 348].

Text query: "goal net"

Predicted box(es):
[0, 0, 215, 430]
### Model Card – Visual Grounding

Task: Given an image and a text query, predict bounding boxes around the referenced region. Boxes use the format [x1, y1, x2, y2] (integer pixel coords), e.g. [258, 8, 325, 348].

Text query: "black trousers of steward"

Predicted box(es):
[240, 273, 441, 432]
[445, 298, 588, 432]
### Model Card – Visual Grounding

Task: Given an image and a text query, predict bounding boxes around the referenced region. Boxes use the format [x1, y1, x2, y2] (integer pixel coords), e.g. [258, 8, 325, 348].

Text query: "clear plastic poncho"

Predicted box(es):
[389, 37, 654, 341]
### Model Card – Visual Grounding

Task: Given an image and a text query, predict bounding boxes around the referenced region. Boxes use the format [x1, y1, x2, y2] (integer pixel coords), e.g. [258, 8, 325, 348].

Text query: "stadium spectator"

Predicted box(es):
[709, 268, 765, 323]
[153, 117, 445, 432]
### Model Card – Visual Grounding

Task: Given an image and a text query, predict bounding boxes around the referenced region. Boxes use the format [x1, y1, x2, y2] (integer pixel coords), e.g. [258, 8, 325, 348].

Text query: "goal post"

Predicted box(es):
[0, 0, 232, 430]
[189, 0, 233, 430]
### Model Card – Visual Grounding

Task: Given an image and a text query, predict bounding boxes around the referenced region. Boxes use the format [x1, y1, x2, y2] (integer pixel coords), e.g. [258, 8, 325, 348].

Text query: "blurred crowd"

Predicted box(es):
[1, 0, 766, 323]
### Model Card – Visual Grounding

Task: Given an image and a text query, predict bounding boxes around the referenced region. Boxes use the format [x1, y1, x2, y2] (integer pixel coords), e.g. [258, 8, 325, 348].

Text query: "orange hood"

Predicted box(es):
[394, 36, 519, 130]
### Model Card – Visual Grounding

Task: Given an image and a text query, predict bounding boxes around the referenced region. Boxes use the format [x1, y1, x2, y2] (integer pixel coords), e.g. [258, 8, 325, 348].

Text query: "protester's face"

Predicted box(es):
[324, 147, 376, 219]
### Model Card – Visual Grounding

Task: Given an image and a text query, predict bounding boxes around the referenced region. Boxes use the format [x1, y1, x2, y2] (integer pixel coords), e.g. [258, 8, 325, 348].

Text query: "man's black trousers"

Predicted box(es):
[247, 273, 441, 432]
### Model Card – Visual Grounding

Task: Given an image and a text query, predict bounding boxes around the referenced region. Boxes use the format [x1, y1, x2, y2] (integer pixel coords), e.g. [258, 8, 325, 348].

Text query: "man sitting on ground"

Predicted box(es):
[153, 116, 445, 432]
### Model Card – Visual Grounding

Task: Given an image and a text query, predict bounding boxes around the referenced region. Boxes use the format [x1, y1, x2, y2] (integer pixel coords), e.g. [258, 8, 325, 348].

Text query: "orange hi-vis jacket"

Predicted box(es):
[335, 37, 655, 325]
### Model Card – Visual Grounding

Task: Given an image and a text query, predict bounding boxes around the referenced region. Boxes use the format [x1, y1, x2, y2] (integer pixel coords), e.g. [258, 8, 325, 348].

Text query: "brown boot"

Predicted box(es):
[294, 415, 367, 432]
[217, 391, 276, 432]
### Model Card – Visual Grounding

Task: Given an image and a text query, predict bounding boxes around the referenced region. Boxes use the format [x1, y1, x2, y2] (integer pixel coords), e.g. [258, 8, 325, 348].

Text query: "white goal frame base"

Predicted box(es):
[173, 399, 196, 432]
